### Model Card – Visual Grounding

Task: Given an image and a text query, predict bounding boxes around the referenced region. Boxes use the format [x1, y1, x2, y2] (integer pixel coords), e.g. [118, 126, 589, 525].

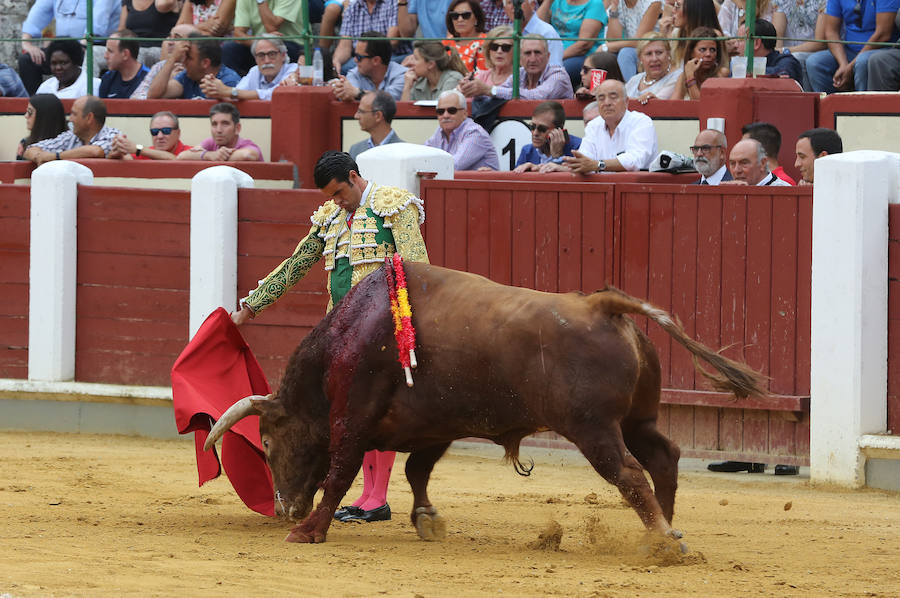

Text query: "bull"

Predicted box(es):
[205, 262, 765, 549]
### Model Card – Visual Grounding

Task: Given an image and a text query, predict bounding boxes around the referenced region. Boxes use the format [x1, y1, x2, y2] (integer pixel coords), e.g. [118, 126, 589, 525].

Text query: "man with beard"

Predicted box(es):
[201, 35, 297, 101]
[690, 129, 732, 184]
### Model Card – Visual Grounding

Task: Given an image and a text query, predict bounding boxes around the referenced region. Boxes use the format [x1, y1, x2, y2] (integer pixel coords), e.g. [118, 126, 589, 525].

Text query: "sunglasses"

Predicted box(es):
[526, 122, 551, 133]
[489, 42, 513, 52]
[150, 127, 176, 135]
[436, 107, 460, 115]
[354, 53, 371, 61]
[449, 10, 473, 20]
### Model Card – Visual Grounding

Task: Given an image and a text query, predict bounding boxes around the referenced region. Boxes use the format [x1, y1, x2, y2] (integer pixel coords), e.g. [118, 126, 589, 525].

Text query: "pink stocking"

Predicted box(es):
[350, 451, 376, 508]
[360, 450, 395, 510]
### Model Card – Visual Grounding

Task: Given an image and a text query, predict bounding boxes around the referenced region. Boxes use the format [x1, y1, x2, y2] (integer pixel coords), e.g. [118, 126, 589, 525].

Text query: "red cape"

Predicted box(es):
[171, 307, 275, 516]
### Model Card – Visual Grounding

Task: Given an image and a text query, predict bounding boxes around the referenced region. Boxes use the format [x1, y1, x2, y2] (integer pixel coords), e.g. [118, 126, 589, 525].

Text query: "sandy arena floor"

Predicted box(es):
[0, 430, 898, 597]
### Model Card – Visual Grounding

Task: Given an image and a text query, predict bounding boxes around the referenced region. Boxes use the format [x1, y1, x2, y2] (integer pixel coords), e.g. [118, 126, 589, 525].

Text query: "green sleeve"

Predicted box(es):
[243, 227, 325, 315]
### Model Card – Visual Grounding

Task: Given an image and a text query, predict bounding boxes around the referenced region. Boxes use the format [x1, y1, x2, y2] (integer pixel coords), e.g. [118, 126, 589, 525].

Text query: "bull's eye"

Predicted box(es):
[262, 439, 269, 449]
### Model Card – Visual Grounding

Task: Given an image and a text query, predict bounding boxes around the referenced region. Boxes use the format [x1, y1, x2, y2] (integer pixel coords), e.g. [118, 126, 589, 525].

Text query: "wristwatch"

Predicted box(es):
[596, 159, 606, 172]
[230, 86, 239, 99]
[135, 144, 143, 156]
[607, 9, 619, 18]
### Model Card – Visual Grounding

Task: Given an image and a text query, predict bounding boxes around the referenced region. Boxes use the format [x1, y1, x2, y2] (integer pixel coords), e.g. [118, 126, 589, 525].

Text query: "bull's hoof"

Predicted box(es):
[285, 525, 327, 543]
[414, 506, 447, 542]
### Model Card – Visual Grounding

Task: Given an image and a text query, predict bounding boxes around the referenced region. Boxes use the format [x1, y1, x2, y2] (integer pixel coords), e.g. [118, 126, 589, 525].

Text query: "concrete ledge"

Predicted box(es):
[859, 434, 900, 460]
[0, 379, 171, 406]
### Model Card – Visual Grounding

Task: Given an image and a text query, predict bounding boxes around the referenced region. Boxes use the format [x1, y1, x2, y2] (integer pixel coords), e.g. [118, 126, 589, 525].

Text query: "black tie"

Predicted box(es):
[700, 179, 709, 185]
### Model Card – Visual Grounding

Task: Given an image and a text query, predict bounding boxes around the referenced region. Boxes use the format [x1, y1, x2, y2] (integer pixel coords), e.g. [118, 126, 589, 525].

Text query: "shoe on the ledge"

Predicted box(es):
[708, 461, 766, 473]
[338, 503, 391, 523]
[774, 464, 800, 476]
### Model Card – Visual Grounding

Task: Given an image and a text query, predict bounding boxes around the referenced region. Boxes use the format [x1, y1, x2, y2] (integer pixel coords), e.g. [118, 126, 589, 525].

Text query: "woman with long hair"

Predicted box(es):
[672, 27, 728, 100]
[625, 34, 682, 102]
[443, 0, 488, 72]
[17, 94, 67, 160]
[402, 41, 469, 101]
[574, 50, 625, 99]
[659, 0, 721, 65]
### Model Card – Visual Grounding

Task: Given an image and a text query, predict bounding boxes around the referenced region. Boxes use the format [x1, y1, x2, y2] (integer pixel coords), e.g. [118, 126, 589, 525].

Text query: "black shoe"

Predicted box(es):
[339, 503, 391, 523]
[333, 505, 364, 520]
[774, 465, 799, 476]
[708, 461, 766, 473]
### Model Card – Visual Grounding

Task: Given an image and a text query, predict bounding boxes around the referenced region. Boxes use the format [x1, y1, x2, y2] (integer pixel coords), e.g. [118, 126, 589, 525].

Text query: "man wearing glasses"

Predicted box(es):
[109, 111, 192, 161]
[425, 89, 498, 171]
[223, 0, 303, 76]
[331, 32, 408, 101]
[349, 91, 404, 160]
[458, 35, 572, 100]
[501, 0, 563, 65]
[202, 35, 297, 101]
[689, 129, 731, 185]
[513, 101, 581, 173]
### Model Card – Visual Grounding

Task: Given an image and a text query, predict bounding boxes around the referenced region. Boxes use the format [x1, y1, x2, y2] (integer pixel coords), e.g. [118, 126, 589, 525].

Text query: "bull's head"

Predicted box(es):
[203, 394, 330, 521]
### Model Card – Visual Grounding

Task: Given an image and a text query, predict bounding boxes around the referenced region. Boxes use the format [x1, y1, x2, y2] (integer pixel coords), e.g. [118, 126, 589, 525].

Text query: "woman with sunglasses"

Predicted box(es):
[671, 27, 729, 99]
[16, 94, 67, 161]
[574, 50, 625, 99]
[443, 0, 488, 72]
[605, 0, 663, 80]
[625, 33, 681, 102]
[474, 25, 516, 87]
[402, 41, 469, 101]
[537, 0, 609, 87]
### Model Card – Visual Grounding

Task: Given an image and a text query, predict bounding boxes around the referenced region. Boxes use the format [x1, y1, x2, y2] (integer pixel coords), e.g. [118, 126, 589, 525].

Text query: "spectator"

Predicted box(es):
[659, 0, 721, 65]
[772, 0, 826, 89]
[537, 0, 609, 86]
[23, 96, 120, 166]
[17, 0, 120, 95]
[473, 26, 516, 88]
[0, 65, 28, 98]
[176, 0, 236, 36]
[458, 35, 574, 100]
[481, 0, 511, 29]
[605, 0, 663, 80]
[794, 127, 843, 185]
[734, 19, 802, 83]
[109, 111, 192, 160]
[867, 46, 900, 91]
[330, 31, 408, 101]
[100, 30, 151, 99]
[742, 121, 796, 184]
[690, 128, 732, 184]
[424, 89, 499, 171]
[36, 40, 102, 100]
[500, 0, 564, 66]
[513, 101, 582, 173]
[583, 100, 600, 125]
[349, 91, 404, 160]
[672, 27, 728, 100]
[16, 94, 67, 160]
[131, 24, 198, 99]
[119, 0, 181, 68]
[563, 79, 658, 173]
[724, 138, 791, 186]
[148, 35, 241, 99]
[444, 0, 489, 72]
[805, 0, 900, 93]
[331, 0, 406, 77]
[403, 0, 452, 40]
[575, 50, 626, 99]
[224, 0, 303, 77]
[718, 0, 775, 39]
[178, 103, 263, 162]
[402, 41, 468, 101]
[202, 34, 297, 100]
[625, 34, 682, 103]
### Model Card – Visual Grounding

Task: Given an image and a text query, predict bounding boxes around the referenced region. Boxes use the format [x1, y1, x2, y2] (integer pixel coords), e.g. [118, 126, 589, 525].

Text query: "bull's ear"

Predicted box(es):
[251, 394, 287, 420]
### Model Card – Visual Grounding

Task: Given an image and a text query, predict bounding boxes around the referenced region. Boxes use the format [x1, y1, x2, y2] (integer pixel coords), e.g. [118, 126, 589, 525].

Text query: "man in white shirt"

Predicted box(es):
[562, 79, 657, 173]
[724, 139, 791, 186]
[502, 0, 564, 66]
[690, 129, 732, 185]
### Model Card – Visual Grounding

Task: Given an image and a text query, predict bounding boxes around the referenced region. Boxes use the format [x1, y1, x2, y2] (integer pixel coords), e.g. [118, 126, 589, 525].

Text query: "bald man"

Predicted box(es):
[690, 129, 732, 185]
[724, 138, 790, 186]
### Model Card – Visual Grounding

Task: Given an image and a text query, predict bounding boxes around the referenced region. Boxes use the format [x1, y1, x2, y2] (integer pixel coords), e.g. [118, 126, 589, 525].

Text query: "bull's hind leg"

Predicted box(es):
[622, 418, 680, 524]
[405, 442, 451, 541]
[572, 423, 687, 552]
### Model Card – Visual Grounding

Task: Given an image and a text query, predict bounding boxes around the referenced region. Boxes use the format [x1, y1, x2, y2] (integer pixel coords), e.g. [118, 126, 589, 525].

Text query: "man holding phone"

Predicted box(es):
[513, 101, 582, 173]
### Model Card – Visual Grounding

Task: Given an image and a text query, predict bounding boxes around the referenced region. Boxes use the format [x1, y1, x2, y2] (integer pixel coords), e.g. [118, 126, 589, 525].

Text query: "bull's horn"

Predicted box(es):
[202, 394, 270, 452]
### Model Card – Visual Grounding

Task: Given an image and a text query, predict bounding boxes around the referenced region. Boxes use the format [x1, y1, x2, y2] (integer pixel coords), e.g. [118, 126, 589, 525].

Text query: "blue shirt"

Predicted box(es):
[236, 62, 298, 100]
[22, 0, 120, 38]
[516, 134, 582, 166]
[825, 0, 900, 54]
[0, 65, 28, 98]
[408, 0, 452, 39]
[99, 64, 149, 99]
[765, 50, 802, 83]
[176, 65, 241, 99]
[346, 60, 408, 100]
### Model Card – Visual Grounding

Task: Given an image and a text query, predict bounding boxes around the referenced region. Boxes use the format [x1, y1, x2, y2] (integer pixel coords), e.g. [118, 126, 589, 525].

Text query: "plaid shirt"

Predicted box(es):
[32, 125, 121, 156]
[343, 0, 411, 55]
[425, 117, 499, 171]
[481, 0, 511, 30]
[493, 63, 574, 100]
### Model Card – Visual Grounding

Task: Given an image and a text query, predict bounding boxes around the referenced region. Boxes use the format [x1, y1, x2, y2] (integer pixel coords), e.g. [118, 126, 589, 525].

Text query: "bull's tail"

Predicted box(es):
[596, 287, 767, 399]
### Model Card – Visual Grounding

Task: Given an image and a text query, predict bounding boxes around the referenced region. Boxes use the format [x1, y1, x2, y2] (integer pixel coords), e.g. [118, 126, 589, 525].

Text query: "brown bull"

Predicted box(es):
[205, 262, 765, 549]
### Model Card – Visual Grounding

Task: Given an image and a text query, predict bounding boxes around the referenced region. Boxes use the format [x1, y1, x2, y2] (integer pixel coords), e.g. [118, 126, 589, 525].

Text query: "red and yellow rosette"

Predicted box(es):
[384, 254, 417, 387]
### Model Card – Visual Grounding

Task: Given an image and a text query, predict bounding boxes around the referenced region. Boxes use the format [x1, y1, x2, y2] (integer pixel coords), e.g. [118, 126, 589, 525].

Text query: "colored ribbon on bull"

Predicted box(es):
[384, 254, 417, 387]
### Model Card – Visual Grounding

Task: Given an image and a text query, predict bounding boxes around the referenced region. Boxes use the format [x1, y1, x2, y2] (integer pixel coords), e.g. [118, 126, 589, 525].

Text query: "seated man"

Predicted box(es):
[502, 0, 563, 65]
[131, 24, 199, 100]
[177, 102, 263, 162]
[0, 63, 27, 97]
[331, 32, 408, 102]
[109, 111, 192, 160]
[331, 0, 408, 75]
[23, 95, 120, 165]
[224, 0, 303, 76]
[724, 138, 791, 186]
[100, 29, 150, 99]
[563, 79, 658, 174]
[147, 35, 241, 100]
[741, 122, 795, 185]
[458, 34, 573, 100]
[690, 128, 732, 185]
[794, 127, 844, 186]
[349, 91, 404, 160]
[424, 89, 498, 171]
[740, 19, 803, 83]
[202, 34, 297, 101]
[867, 45, 900, 90]
[513, 101, 581, 173]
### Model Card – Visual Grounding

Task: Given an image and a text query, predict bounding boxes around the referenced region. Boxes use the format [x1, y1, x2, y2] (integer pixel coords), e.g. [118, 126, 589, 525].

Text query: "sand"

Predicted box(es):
[1, 430, 898, 597]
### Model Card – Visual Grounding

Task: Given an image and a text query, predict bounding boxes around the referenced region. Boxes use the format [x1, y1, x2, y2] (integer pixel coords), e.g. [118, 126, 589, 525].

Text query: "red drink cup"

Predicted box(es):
[589, 69, 607, 91]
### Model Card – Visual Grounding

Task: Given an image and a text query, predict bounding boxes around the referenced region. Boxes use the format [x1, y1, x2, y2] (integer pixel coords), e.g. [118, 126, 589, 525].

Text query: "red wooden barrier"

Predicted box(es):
[0, 185, 30, 379]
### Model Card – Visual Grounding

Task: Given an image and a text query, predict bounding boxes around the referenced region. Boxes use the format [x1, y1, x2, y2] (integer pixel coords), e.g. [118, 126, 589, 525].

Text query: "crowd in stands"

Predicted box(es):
[4, 0, 896, 174]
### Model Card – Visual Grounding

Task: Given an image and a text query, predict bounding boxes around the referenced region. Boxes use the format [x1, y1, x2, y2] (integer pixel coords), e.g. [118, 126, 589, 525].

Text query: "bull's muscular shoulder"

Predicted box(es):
[310, 201, 342, 228]
[371, 185, 425, 225]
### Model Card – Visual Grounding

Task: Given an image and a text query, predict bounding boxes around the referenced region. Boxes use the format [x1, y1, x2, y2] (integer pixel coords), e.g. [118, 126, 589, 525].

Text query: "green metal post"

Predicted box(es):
[86, 0, 94, 95]
[744, 0, 757, 76]
[511, 1, 522, 99]
[301, 0, 312, 65]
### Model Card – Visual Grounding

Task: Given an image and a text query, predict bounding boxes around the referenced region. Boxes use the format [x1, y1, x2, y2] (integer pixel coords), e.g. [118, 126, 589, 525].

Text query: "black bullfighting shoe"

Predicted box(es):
[333, 505, 364, 520]
[774, 465, 800, 475]
[707, 461, 766, 473]
[339, 503, 391, 523]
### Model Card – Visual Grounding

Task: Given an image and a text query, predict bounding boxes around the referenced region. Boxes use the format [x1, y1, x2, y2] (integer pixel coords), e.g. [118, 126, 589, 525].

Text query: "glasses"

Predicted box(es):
[436, 107, 460, 115]
[254, 50, 281, 60]
[354, 53, 371, 61]
[489, 42, 513, 53]
[355, 109, 378, 114]
[150, 127, 176, 136]
[689, 144, 723, 154]
[525, 122, 551, 134]
[449, 10, 473, 20]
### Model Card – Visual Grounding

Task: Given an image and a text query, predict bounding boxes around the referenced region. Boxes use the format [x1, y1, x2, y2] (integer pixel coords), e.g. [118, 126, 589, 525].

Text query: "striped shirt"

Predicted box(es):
[493, 63, 574, 100]
[424, 117, 499, 171]
[32, 125, 121, 156]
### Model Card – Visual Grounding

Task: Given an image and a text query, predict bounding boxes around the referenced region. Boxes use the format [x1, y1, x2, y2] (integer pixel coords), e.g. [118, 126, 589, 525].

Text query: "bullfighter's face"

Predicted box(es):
[321, 170, 366, 212]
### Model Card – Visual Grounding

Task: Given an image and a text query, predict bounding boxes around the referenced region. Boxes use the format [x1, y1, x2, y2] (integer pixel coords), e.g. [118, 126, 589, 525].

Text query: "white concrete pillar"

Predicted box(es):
[356, 143, 454, 197]
[810, 150, 900, 486]
[28, 161, 94, 381]
[189, 166, 254, 338]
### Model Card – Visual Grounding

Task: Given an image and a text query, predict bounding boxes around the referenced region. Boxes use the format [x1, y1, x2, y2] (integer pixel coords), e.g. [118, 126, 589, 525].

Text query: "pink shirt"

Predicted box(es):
[200, 136, 264, 161]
